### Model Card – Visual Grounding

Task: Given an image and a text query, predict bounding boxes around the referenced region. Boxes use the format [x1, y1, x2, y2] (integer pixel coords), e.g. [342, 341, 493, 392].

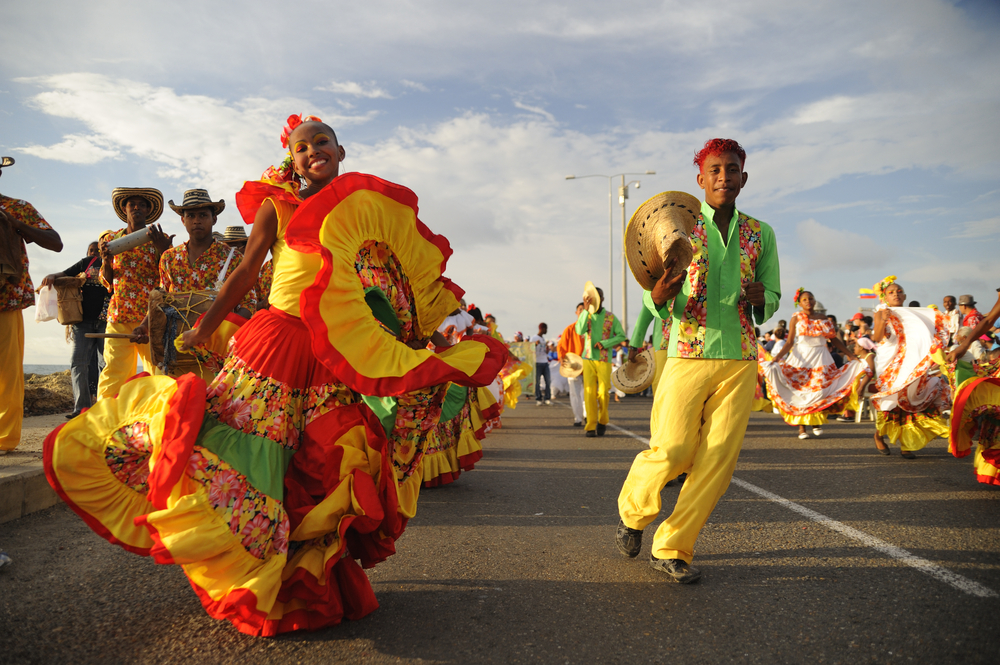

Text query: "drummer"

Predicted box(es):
[97, 187, 172, 400]
[132, 189, 256, 380]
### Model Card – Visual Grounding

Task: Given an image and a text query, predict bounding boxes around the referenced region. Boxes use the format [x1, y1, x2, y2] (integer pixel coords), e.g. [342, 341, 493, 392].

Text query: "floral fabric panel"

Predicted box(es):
[257, 259, 273, 301]
[99, 228, 161, 324]
[585, 312, 616, 362]
[186, 445, 290, 559]
[392, 384, 447, 481]
[970, 405, 1000, 449]
[355, 241, 417, 343]
[674, 214, 762, 360]
[104, 421, 153, 495]
[659, 317, 671, 351]
[778, 363, 844, 393]
[207, 355, 355, 451]
[794, 312, 836, 339]
[0, 195, 53, 312]
[159, 240, 256, 311]
[425, 399, 472, 456]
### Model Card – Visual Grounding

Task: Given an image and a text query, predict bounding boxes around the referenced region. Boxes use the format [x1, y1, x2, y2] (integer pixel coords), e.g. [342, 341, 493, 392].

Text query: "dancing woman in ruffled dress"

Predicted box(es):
[43, 115, 506, 636]
[870, 277, 950, 458]
[762, 289, 867, 439]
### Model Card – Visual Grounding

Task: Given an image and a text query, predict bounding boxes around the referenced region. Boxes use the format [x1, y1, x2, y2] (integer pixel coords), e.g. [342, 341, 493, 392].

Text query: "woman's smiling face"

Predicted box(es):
[289, 122, 345, 184]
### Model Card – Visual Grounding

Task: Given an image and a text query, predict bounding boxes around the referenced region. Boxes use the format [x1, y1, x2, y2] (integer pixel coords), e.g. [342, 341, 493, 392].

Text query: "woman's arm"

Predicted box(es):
[181, 201, 278, 349]
[771, 318, 796, 363]
[871, 309, 889, 343]
[829, 335, 857, 362]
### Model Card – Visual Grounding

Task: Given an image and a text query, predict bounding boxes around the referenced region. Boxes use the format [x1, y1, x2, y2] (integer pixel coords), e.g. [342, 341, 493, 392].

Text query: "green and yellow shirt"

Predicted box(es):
[575, 308, 626, 362]
[644, 201, 780, 361]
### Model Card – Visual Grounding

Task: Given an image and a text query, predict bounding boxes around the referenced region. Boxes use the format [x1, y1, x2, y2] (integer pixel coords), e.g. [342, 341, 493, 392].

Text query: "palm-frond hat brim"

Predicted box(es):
[626, 191, 699, 291]
[112, 187, 164, 224]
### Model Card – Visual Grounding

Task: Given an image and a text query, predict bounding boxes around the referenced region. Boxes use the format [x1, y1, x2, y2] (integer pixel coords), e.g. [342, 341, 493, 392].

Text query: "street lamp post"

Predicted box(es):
[566, 170, 655, 336]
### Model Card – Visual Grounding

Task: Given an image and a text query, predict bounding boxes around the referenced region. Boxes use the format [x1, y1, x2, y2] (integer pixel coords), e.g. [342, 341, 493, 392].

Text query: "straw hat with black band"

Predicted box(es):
[611, 347, 656, 394]
[0, 156, 14, 170]
[625, 191, 700, 291]
[111, 187, 164, 224]
[559, 352, 584, 378]
[582, 281, 601, 314]
[168, 189, 226, 216]
[222, 225, 249, 243]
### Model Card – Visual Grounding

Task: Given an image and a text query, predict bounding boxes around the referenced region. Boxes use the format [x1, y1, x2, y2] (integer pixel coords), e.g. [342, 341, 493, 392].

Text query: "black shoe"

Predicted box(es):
[65, 412, 80, 420]
[616, 520, 643, 558]
[585, 430, 597, 438]
[900, 450, 916, 459]
[573, 421, 583, 427]
[649, 555, 701, 583]
[596, 423, 607, 436]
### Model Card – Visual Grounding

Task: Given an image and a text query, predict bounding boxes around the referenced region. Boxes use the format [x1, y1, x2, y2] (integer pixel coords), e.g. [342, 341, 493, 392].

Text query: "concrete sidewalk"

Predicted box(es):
[0, 414, 65, 524]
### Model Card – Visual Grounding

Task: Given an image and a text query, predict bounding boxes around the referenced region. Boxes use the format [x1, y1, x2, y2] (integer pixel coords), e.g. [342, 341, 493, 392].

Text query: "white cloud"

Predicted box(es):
[400, 80, 429, 92]
[512, 101, 555, 123]
[950, 217, 1000, 239]
[315, 80, 393, 99]
[15, 134, 120, 164]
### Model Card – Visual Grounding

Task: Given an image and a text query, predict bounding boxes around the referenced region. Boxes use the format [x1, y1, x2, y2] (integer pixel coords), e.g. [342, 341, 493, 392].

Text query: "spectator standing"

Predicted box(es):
[41, 241, 110, 418]
[959, 294, 983, 329]
[0, 156, 63, 454]
[530, 323, 551, 404]
[942, 295, 960, 344]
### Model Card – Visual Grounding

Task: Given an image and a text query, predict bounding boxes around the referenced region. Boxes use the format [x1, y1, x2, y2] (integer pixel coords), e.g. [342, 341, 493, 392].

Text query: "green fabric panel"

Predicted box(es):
[440, 383, 468, 422]
[197, 415, 295, 501]
[956, 360, 976, 388]
[365, 286, 401, 337]
[361, 394, 398, 436]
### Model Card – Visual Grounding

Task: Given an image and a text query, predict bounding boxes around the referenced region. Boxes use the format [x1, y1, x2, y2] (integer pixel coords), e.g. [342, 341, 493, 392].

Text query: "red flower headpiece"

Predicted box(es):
[279, 113, 322, 149]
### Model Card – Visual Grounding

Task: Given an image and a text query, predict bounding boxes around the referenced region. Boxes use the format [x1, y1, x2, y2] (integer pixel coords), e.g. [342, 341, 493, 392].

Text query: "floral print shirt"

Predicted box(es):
[99, 227, 161, 324]
[575, 309, 626, 362]
[257, 259, 273, 302]
[0, 195, 53, 312]
[159, 240, 256, 311]
[645, 200, 781, 360]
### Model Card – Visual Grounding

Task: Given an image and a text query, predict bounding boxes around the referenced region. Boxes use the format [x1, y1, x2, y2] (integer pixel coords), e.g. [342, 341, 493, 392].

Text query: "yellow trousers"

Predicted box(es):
[97, 321, 152, 400]
[619, 358, 757, 563]
[582, 359, 611, 431]
[651, 349, 669, 396]
[0, 310, 25, 451]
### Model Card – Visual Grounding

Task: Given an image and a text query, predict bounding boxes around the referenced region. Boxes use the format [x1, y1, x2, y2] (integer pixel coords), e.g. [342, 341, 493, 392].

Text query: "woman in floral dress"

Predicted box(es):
[762, 288, 867, 439]
[870, 277, 950, 458]
[44, 115, 507, 636]
[942, 288, 1000, 483]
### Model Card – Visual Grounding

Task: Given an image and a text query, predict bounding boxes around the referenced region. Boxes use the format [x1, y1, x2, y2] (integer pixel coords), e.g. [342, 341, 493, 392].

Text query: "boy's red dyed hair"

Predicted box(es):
[693, 138, 746, 172]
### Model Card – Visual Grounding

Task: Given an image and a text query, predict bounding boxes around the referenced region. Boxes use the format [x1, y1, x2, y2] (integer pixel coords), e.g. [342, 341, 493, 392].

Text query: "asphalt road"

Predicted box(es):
[2, 396, 998, 664]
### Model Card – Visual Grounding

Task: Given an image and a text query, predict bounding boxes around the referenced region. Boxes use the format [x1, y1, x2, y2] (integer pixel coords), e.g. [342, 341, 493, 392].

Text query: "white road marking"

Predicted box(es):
[605, 421, 998, 598]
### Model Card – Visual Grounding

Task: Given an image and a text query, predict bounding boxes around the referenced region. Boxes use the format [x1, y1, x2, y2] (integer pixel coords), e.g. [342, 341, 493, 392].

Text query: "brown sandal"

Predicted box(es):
[874, 434, 890, 456]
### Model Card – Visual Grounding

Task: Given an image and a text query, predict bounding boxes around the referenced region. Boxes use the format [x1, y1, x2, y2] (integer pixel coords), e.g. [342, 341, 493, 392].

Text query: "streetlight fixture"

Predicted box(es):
[566, 170, 655, 335]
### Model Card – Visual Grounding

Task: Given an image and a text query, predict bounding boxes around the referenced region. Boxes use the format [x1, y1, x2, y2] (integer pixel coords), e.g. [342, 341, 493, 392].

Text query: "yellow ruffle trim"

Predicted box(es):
[781, 412, 827, 427]
[876, 411, 950, 452]
[421, 428, 482, 486]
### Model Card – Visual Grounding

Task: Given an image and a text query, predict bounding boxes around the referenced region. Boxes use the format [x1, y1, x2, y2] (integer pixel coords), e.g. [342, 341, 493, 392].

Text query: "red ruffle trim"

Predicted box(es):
[234, 179, 302, 225]
[949, 377, 1000, 457]
[976, 473, 1000, 486]
[147, 374, 207, 509]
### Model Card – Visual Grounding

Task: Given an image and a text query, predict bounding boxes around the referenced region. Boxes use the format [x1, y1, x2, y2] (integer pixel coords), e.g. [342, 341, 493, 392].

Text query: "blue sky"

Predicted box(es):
[3, 0, 999, 363]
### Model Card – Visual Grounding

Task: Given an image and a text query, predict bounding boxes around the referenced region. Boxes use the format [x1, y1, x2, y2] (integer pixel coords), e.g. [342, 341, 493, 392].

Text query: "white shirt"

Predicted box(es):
[529, 334, 547, 363]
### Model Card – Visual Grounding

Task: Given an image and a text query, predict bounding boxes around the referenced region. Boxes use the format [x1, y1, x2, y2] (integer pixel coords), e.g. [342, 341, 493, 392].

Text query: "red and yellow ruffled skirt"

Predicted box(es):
[45, 308, 403, 637]
[949, 377, 1000, 486]
[875, 404, 950, 452]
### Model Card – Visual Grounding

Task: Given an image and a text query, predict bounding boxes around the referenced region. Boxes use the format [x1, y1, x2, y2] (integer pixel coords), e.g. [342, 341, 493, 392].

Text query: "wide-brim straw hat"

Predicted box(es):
[111, 187, 164, 224]
[559, 352, 584, 378]
[626, 191, 700, 291]
[611, 348, 656, 394]
[222, 225, 248, 242]
[583, 281, 600, 314]
[168, 189, 225, 215]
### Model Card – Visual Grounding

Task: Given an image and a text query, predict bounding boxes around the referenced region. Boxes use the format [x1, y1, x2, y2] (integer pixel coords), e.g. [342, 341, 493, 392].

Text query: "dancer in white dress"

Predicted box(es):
[763, 289, 867, 439]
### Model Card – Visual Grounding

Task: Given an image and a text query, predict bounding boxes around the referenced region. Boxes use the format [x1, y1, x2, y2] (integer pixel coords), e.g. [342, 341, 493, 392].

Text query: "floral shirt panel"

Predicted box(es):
[100, 227, 161, 323]
[0, 195, 53, 312]
[159, 240, 256, 312]
[257, 259, 273, 301]
[356, 241, 418, 343]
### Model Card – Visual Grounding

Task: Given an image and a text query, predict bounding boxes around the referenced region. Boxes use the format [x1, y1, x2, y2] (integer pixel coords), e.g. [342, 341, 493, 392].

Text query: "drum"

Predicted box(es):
[148, 289, 217, 375]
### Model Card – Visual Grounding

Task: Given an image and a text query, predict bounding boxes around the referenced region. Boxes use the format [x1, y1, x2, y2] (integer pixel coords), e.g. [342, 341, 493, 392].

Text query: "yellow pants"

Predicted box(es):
[582, 359, 611, 431]
[97, 321, 152, 400]
[618, 358, 757, 563]
[651, 349, 669, 396]
[0, 310, 25, 451]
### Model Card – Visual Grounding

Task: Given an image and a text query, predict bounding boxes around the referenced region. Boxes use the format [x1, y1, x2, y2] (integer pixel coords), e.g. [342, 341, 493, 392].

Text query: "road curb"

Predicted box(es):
[0, 464, 60, 524]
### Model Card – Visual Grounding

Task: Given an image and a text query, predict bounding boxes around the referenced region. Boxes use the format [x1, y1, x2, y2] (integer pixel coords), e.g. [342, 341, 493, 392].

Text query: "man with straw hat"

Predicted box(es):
[0, 156, 64, 455]
[130, 189, 256, 381]
[97, 187, 172, 399]
[222, 225, 249, 253]
[616, 139, 780, 583]
[557, 302, 588, 427]
[576, 284, 626, 437]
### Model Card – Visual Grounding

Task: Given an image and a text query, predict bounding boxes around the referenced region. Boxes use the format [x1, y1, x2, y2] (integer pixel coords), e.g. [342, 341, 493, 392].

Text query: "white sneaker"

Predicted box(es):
[798, 432, 809, 440]
[536, 400, 543, 406]
[812, 428, 823, 437]
[545, 400, 552, 405]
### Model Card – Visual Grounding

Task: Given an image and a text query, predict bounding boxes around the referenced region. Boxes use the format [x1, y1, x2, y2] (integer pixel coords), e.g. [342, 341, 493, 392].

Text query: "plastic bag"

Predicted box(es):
[35, 285, 59, 322]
